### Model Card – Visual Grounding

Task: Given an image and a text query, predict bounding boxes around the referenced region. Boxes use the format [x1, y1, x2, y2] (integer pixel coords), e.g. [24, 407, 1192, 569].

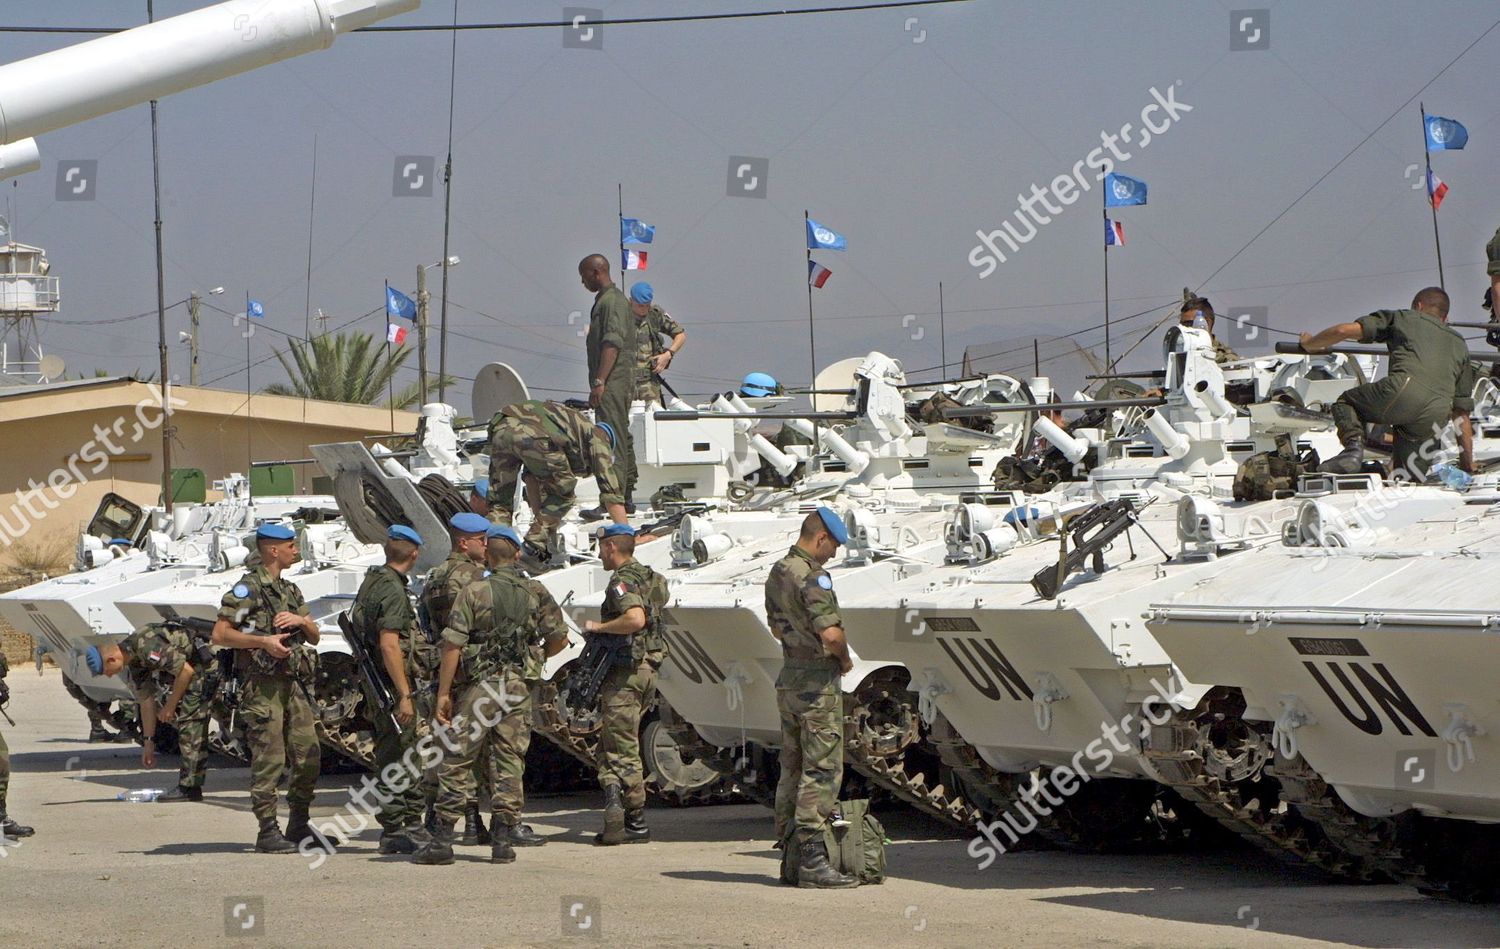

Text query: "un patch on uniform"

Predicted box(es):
[816, 575, 832, 590]
[233, 584, 251, 598]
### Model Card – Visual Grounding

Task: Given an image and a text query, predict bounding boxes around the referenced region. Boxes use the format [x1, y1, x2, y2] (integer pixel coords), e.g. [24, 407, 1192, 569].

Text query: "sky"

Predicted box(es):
[2, 0, 1498, 416]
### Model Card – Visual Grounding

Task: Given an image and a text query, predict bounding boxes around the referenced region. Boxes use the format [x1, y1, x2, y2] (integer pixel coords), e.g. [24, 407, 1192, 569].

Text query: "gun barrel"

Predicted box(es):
[944, 397, 1165, 418]
[0, 0, 418, 146]
[1273, 341, 1500, 363]
[654, 410, 857, 421]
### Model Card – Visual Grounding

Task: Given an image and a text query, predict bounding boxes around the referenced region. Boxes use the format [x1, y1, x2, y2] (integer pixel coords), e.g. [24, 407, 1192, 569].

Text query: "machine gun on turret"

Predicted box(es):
[1031, 497, 1172, 600]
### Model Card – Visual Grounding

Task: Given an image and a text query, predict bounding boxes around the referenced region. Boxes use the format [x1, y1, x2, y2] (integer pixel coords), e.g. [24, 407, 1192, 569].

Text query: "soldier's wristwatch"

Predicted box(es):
[592, 378, 605, 388]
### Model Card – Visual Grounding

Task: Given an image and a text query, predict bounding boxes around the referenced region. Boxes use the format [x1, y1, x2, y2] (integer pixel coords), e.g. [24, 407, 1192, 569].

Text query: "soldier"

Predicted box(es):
[420, 511, 493, 845]
[1488, 225, 1500, 308]
[468, 478, 491, 518]
[85, 621, 215, 803]
[415, 524, 569, 866]
[211, 523, 322, 854]
[582, 523, 669, 845]
[0, 651, 34, 840]
[627, 282, 687, 405]
[62, 674, 127, 744]
[579, 253, 639, 511]
[347, 525, 431, 856]
[1176, 295, 1240, 365]
[765, 507, 858, 889]
[1302, 287, 1476, 479]
[486, 398, 628, 557]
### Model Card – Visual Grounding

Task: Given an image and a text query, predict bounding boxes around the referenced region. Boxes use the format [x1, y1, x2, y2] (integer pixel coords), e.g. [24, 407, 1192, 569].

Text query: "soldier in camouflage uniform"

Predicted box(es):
[1302, 287, 1476, 479]
[348, 525, 431, 856]
[414, 524, 569, 866]
[486, 399, 628, 554]
[580, 253, 639, 507]
[211, 523, 322, 854]
[583, 523, 669, 845]
[1176, 296, 1239, 364]
[765, 508, 858, 889]
[0, 652, 34, 839]
[1488, 225, 1500, 310]
[419, 511, 493, 845]
[88, 621, 215, 802]
[627, 282, 687, 405]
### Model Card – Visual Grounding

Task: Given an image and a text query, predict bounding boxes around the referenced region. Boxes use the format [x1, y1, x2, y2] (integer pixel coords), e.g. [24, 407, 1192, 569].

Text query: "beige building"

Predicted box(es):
[0, 377, 416, 565]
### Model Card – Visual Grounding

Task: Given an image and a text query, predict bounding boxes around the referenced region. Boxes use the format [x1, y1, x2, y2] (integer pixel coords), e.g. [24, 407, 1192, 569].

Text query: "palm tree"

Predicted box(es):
[263, 331, 450, 409]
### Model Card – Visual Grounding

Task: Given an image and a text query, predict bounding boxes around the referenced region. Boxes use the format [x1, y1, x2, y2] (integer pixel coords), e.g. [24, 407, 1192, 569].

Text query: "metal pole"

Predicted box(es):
[147, 0, 173, 513]
[416, 266, 429, 405]
[436, 0, 459, 403]
[804, 210, 816, 385]
[938, 281, 946, 376]
[188, 291, 200, 386]
[1102, 195, 1111, 369]
[617, 182, 624, 276]
[1420, 103, 1445, 290]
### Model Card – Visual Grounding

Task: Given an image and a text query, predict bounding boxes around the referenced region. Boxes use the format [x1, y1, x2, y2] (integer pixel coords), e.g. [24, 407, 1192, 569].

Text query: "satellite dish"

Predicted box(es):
[37, 354, 65, 379]
[471, 362, 530, 421]
[811, 357, 864, 412]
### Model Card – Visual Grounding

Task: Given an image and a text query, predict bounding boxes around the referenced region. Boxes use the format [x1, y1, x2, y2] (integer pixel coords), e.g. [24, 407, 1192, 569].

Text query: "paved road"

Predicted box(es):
[3, 669, 1497, 947]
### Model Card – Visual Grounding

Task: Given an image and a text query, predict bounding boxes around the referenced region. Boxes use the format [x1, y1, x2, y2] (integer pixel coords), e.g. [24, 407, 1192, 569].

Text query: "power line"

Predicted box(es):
[0, 1, 973, 35]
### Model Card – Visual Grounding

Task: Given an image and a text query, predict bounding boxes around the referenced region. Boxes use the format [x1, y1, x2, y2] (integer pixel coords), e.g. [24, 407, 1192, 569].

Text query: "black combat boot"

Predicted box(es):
[158, 784, 203, 803]
[88, 724, 116, 743]
[377, 826, 417, 855]
[501, 821, 546, 847]
[255, 818, 296, 854]
[0, 811, 35, 839]
[622, 808, 649, 844]
[413, 822, 455, 865]
[460, 802, 489, 845]
[796, 834, 858, 889]
[285, 804, 317, 847]
[596, 785, 625, 846]
[490, 837, 516, 864]
[1320, 440, 1365, 474]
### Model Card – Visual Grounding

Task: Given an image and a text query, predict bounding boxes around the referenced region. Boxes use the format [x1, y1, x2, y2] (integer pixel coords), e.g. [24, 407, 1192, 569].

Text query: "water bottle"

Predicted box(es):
[1191, 309, 1209, 330]
[1432, 463, 1473, 490]
[117, 788, 165, 803]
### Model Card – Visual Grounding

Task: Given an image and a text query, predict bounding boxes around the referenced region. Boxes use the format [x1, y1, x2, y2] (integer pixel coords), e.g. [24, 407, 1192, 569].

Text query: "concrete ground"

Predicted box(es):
[3, 669, 1498, 948]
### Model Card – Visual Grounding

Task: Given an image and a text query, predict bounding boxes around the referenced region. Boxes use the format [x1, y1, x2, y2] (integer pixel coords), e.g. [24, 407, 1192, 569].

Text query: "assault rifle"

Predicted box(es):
[1030, 497, 1171, 600]
[562, 634, 633, 713]
[338, 612, 402, 735]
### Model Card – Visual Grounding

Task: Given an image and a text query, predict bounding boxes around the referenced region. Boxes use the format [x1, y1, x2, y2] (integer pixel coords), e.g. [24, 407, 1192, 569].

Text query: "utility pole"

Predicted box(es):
[188, 291, 201, 386]
[416, 263, 429, 406]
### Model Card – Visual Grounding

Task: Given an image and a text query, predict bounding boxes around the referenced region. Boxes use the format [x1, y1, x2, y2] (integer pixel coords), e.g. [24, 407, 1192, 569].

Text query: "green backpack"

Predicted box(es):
[779, 799, 887, 886]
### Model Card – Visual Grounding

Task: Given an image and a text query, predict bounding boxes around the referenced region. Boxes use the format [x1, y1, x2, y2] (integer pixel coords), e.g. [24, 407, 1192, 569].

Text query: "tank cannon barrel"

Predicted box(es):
[0, 0, 419, 146]
[0, 139, 41, 182]
[942, 397, 1164, 419]
[1274, 341, 1500, 363]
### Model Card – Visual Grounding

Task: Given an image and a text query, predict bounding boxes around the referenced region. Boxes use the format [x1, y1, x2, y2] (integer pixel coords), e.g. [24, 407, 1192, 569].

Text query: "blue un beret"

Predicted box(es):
[108, 537, 132, 546]
[470, 478, 489, 498]
[600, 523, 637, 538]
[486, 523, 523, 547]
[84, 645, 104, 675]
[816, 506, 849, 546]
[388, 524, 423, 546]
[256, 523, 296, 541]
[629, 282, 654, 305]
[449, 512, 490, 534]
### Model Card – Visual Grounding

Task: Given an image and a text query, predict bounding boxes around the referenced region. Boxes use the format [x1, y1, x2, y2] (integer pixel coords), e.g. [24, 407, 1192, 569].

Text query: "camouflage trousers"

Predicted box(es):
[488, 421, 578, 546]
[433, 674, 532, 827]
[62, 674, 109, 730]
[1333, 374, 1450, 479]
[774, 670, 844, 838]
[241, 676, 320, 823]
[596, 385, 636, 501]
[0, 725, 8, 810]
[364, 679, 424, 832]
[171, 689, 211, 790]
[412, 684, 490, 812]
[597, 660, 656, 810]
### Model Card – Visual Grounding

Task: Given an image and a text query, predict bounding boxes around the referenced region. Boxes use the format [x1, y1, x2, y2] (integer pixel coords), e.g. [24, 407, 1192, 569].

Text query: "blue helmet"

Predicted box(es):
[629, 282, 654, 305]
[486, 523, 523, 548]
[740, 372, 779, 398]
[85, 645, 104, 675]
[595, 420, 617, 447]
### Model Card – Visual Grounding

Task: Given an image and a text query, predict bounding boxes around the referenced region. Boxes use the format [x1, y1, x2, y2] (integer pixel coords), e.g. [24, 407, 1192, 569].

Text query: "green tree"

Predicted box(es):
[263, 331, 449, 409]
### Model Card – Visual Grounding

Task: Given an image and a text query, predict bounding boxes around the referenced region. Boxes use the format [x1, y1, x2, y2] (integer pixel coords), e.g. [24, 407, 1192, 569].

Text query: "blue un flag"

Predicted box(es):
[806, 218, 847, 251]
[386, 286, 417, 320]
[1424, 114, 1468, 151]
[1103, 174, 1147, 207]
[620, 217, 655, 245]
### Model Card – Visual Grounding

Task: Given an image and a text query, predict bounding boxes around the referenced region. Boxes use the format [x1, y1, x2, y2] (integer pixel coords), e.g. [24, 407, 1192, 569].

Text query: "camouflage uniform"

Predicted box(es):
[588, 284, 639, 499]
[421, 551, 492, 796]
[765, 547, 845, 840]
[1487, 225, 1500, 279]
[594, 559, 670, 810]
[217, 566, 319, 826]
[120, 623, 212, 790]
[486, 400, 623, 546]
[1210, 334, 1240, 364]
[433, 565, 567, 829]
[349, 564, 424, 834]
[1331, 309, 1478, 478]
[634, 304, 685, 404]
[0, 654, 10, 814]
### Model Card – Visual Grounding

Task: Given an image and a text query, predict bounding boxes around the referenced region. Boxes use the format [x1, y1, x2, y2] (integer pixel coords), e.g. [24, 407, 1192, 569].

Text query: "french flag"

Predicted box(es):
[1427, 170, 1448, 210]
[1105, 218, 1125, 246]
[386, 322, 408, 345]
[622, 249, 649, 271]
[808, 259, 832, 288]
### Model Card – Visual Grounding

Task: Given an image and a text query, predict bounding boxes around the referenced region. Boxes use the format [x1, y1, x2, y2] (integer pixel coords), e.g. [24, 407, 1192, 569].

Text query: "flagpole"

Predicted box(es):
[804, 210, 817, 386]
[938, 281, 947, 377]
[244, 290, 252, 495]
[436, 0, 459, 404]
[1420, 103, 1446, 290]
[1102, 194, 1112, 369]
[385, 282, 395, 433]
[617, 182, 624, 278]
